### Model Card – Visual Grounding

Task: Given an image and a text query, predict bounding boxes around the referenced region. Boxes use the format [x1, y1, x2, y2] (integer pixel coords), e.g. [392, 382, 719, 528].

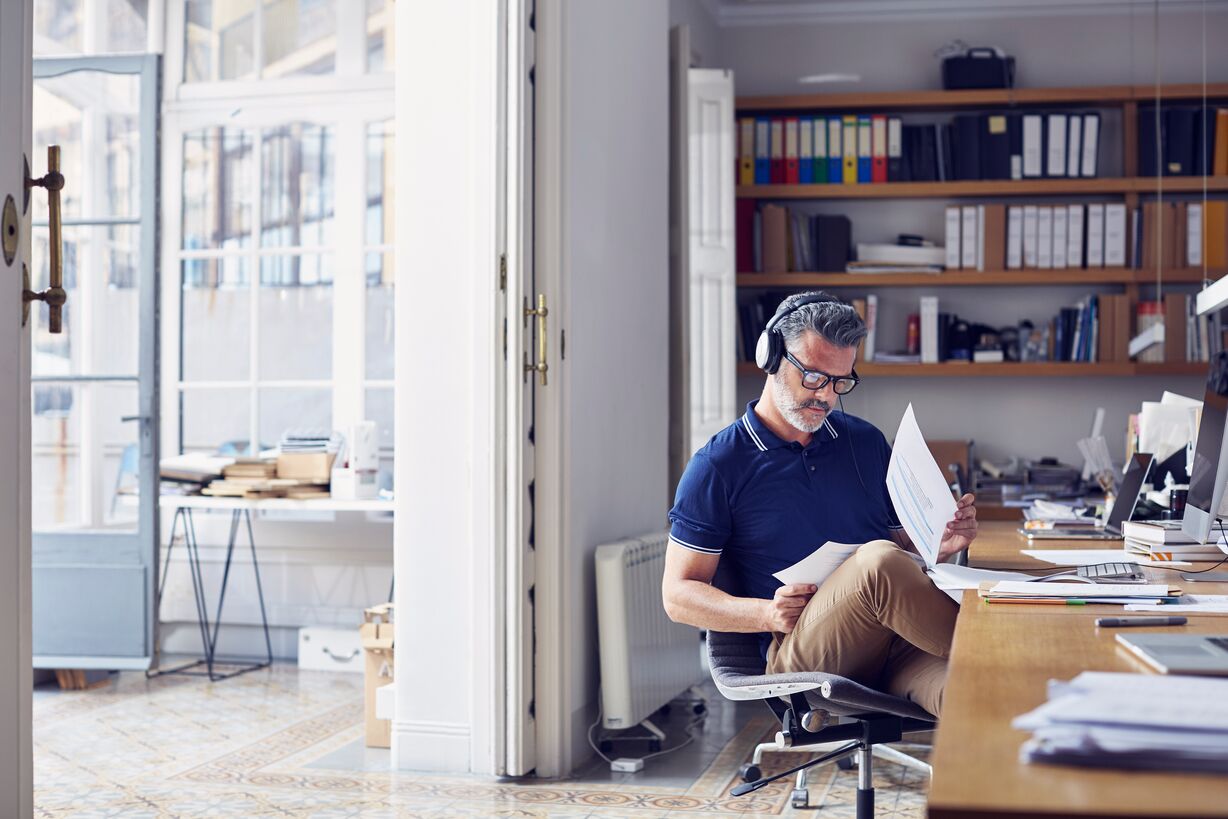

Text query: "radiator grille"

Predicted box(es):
[595, 533, 704, 729]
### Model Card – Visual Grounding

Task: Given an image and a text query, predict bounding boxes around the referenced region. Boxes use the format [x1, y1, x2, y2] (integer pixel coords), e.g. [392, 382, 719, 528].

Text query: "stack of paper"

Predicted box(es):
[1126, 595, 1228, 615]
[1015, 671, 1228, 772]
[981, 581, 1178, 605]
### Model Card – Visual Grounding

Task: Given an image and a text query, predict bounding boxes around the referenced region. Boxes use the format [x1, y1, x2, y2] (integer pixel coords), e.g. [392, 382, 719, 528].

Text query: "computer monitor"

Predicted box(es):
[1182, 352, 1228, 544]
[1105, 453, 1153, 536]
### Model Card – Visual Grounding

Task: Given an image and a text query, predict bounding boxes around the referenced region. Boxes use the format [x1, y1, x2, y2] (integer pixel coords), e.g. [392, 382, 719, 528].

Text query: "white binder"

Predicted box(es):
[945, 206, 962, 270]
[1023, 114, 1044, 178]
[1081, 113, 1100, 177]
[1007, 206, 1024, 269]
[961, 206, 978, 270]
[1087, 204, 1106, 267]
[1047, 114, 1067, 177]
[1052, 206, 1068, 269]
[1104, 203, 1127, 267]
[1037, 206, 1054, 269]
[1067, 115, 1082, 179]
[1067, 204, 1085, 269]
[1023, 205, 1040, 268]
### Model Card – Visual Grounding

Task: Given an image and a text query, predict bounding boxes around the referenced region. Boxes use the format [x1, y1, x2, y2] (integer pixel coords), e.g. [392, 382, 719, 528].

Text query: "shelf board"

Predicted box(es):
[736, 268, 1218, 288]
[737, 177, 1228, 200]
[736, 361, 1207, 378]
[735, 83, 1228, 113]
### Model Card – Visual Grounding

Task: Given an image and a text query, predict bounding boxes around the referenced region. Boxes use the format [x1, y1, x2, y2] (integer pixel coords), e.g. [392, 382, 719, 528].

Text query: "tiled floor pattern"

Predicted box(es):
[34, 664, 927, 818]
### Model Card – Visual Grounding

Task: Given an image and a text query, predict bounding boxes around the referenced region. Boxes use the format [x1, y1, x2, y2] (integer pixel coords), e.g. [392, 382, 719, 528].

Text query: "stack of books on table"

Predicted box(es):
[202, 457, 330, 500]
[1122, 520, 1228, 562]
[1014, 671, 1228, 773]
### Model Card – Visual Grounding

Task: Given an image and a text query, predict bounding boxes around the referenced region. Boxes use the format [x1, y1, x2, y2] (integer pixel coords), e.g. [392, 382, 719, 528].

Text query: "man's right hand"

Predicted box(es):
[763, 583, 818, 633]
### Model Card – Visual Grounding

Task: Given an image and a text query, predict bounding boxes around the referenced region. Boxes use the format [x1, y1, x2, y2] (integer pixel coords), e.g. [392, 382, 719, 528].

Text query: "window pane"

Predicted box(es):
[366, 0, 394, 73]
[261, 123, 334, 248]
[33, 71, 140, 220]
[32, 383, 140, 531]
[183, 128, 254, 251]
[182, 388, 253, 454]
[182, 263, 252, 381]
[365, 267, 393, 380]
[365, 120, 393, 246]
[259, 275, 333, 380]
[263, 0, 336, 79]
[184, 0, 257, 82]
[35, 0, 148, 56]
[259, 388, 331, 450]
[364, 387, 394, 492]
[31, 225, 140, 378]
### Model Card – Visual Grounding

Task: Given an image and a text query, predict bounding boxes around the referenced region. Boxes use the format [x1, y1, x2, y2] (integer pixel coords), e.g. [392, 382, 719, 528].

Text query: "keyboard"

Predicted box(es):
[1076, 562, 1146, 582]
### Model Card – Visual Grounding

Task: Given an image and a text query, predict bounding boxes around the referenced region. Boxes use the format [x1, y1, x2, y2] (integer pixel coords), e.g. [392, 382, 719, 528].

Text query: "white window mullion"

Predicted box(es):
[254, 0, 265, 81]
[161, 113, 185, 455]
[250, 125, 263, 453]
[333, 117, 365, 438]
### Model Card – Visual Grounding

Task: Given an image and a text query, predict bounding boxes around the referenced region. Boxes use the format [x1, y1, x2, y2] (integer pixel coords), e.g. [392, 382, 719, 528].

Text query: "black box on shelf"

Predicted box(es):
[942, 48, 1015, 90]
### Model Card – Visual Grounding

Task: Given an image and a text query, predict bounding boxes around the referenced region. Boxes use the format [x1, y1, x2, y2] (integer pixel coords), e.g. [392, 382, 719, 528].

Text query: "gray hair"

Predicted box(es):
[776, 291, 867, 351]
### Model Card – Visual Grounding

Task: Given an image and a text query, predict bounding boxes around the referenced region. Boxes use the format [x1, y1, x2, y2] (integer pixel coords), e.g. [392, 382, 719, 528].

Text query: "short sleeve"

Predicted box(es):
[880, 434, 903, 531]
[667, 452, 731, 554]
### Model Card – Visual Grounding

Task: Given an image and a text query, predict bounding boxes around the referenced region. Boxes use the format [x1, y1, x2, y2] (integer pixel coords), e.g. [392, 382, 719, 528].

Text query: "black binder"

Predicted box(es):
[813, 215, 852, 273]
[953, 114, 982, 180]
[1165, 107, 1196, 176]
[1007, 113, 1023, 180]
[1138, 106, 1163, 177]
[980, 113, 1012, 180]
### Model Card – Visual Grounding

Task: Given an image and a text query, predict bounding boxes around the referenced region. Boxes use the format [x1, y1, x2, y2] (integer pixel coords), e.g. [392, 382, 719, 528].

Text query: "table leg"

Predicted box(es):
[183, 509, 215, 678]
[244, 510, 274, 666]
[207, 510, 241, 660]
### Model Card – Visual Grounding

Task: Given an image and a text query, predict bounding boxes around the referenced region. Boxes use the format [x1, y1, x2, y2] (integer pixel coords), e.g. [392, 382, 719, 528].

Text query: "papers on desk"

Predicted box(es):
[1020, 549, 1146, 566]
[1022, 499, 1090, 525]
[1015, 671, 1228, 773]
[985, 581, 1174, 599]
[1126, 595, 1228, 614]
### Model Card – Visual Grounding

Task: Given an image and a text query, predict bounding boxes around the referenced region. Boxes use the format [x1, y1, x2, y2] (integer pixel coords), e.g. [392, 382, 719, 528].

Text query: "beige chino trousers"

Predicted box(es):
[765, 539, 958, 718]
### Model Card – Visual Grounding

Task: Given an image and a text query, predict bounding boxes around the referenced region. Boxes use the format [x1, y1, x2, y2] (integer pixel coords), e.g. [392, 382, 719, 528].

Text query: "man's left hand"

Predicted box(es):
[938, 493, 978, 562]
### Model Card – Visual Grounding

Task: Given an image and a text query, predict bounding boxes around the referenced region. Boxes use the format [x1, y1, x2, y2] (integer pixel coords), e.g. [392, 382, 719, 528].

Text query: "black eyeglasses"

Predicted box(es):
[783, 351, 860, 394]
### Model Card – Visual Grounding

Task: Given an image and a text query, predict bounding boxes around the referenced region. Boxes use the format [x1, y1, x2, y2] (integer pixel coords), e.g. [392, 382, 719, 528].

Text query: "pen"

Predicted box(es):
[1094, 616, 1188, 627]
[984, 598, 1086, 605]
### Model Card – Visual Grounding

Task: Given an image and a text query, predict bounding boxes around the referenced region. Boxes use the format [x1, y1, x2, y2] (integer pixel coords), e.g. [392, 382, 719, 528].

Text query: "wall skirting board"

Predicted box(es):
[392, 719, 472, 773]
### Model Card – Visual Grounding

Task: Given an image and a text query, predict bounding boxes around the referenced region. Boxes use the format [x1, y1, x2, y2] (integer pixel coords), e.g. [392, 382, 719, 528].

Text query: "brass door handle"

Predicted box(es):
[24, 145, 66, 332]
[523, 293, 548, 386]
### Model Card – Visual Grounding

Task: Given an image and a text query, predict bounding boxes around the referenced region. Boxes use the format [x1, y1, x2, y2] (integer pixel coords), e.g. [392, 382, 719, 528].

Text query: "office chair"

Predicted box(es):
[707, 565, 935, 816]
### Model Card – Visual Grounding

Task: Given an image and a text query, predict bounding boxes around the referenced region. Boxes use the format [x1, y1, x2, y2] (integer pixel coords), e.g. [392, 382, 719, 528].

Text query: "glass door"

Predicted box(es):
[31, 54, 159, 669]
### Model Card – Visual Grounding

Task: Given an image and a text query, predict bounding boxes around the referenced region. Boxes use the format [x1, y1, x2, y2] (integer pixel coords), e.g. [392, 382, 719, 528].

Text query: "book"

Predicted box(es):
[980, 203, 1006, 272]
[855, 243, 946, 266]
[864, 294, 878, 361]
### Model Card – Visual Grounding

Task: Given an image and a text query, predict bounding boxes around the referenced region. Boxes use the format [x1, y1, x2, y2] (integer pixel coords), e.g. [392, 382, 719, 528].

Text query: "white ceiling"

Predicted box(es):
[709, 0, 1228, 27]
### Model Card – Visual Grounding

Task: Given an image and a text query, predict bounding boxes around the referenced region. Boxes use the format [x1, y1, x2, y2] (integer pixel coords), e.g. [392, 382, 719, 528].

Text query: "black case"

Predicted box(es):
[942, 48, 1015, 90]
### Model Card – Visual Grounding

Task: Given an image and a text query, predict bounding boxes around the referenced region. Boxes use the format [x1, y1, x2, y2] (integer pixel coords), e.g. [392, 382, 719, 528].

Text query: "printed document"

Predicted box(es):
[886, 403, 957, 567]
[772, 541, 862, 588]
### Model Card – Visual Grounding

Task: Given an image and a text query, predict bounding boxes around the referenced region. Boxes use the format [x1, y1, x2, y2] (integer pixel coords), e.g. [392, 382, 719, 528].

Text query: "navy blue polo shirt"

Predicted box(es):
[668, 400, 903, 603]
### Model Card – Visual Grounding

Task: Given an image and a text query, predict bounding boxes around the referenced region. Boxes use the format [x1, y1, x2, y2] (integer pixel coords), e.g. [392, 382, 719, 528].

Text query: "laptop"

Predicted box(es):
[1022, 453, 1153, 541]
[1116, 633, 1228, 676]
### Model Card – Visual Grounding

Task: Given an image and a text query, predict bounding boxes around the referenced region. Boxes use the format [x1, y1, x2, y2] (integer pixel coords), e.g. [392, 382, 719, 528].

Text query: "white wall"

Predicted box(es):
[392, 0, 498, 775]
[669, 0, 722, 67]
[557, 0, 671, 774]
[715, 2, 1223, 463]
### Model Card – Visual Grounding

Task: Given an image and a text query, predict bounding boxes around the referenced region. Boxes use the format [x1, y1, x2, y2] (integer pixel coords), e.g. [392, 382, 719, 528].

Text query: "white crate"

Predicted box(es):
[297, 627, 363, 673]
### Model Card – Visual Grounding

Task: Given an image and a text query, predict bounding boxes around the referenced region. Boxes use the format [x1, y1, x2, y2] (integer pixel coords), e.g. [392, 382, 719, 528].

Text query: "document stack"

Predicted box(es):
[1122, 520, 1228, 562]
[1014, 671, 1228, 773]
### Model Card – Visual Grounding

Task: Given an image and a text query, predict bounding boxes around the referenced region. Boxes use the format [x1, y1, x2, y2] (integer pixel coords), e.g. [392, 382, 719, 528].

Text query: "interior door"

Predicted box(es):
[30, 55, 159, 670]
[504, 0, 537, 776]
[685, 68, 736, 457]
[1, 0, 35, 812]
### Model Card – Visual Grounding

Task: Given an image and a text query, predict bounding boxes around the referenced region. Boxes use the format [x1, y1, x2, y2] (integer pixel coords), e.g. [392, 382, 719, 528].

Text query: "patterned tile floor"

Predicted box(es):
[34, 664, 928, 818]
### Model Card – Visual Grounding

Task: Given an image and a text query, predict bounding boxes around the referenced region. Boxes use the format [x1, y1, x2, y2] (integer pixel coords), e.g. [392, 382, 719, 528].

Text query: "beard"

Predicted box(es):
[771, 375, 831, 434]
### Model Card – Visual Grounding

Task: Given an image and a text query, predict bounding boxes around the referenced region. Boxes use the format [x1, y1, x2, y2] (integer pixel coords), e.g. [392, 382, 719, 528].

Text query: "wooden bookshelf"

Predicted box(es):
[735, 82, 1228, 113]
[737, 269, 1219, 289]
[736, 177, 1228, 200]
[736, 361, 1208, 378]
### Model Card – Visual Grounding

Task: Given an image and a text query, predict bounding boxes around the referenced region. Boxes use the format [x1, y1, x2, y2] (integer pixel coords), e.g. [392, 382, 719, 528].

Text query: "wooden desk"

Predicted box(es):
[928, 521, 1228, 819]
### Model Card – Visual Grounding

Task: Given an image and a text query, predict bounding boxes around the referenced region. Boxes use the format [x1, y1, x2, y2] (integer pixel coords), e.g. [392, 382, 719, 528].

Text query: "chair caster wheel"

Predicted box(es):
[737, 763, 761, 783]
[693, 702, 706, 715]
[648, 739, 662, 753]
[791, 788, 809, 809]
[837, 756, 855, 771]
[599, 740, 613, 753]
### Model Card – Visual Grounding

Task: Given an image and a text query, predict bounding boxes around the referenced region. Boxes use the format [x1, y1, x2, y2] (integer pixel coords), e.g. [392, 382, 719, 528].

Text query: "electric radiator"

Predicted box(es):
[595, 532, 704, 730]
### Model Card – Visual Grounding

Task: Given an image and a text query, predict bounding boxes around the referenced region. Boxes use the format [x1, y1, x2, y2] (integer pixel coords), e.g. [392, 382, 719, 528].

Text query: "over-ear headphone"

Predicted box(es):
[754, 291, 841, 375]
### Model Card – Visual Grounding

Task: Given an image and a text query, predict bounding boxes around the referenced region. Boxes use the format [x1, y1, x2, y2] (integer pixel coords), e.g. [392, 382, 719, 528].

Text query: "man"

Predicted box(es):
[661, 292, 977, 717]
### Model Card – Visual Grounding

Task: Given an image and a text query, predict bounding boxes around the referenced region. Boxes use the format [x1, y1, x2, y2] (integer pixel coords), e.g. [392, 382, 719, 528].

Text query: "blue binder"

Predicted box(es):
[754, 117, 770, 184]
[857, 115, 872, 183]
[827, 117, 843, 183]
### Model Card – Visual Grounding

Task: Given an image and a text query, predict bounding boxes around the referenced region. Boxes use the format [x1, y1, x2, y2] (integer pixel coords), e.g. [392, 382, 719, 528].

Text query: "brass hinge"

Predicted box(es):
[499, 253, 507, 291]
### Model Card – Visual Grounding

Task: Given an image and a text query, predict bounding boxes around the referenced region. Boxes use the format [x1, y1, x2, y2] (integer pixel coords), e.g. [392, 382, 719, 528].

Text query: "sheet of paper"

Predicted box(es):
[1125, 594, 1228, 613]
[1020, 549, 1146, 566]
[886, 404, 957, 568]
[772, 541, 861, 588]
[1139, 401, 1199, 463]
[988, 581, 1172, 598]
[928, 563, 1034, 589]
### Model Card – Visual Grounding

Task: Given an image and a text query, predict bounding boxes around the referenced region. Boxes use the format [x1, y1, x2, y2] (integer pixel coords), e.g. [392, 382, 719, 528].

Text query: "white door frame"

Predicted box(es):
[1, 0, 35, 814]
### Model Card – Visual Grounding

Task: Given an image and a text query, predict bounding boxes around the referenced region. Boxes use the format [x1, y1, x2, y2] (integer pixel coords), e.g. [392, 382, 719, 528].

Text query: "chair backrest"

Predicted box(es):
[707, 558, 770, 680]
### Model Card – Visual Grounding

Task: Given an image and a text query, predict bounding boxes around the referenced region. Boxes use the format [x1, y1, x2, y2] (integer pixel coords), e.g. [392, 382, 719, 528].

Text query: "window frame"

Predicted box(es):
[161, 2, 393, 461]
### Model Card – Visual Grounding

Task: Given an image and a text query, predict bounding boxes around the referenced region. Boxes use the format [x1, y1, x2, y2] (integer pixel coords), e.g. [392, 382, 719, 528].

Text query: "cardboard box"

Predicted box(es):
[276, 451, 336, 482]
[360, 603, 395, 748]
